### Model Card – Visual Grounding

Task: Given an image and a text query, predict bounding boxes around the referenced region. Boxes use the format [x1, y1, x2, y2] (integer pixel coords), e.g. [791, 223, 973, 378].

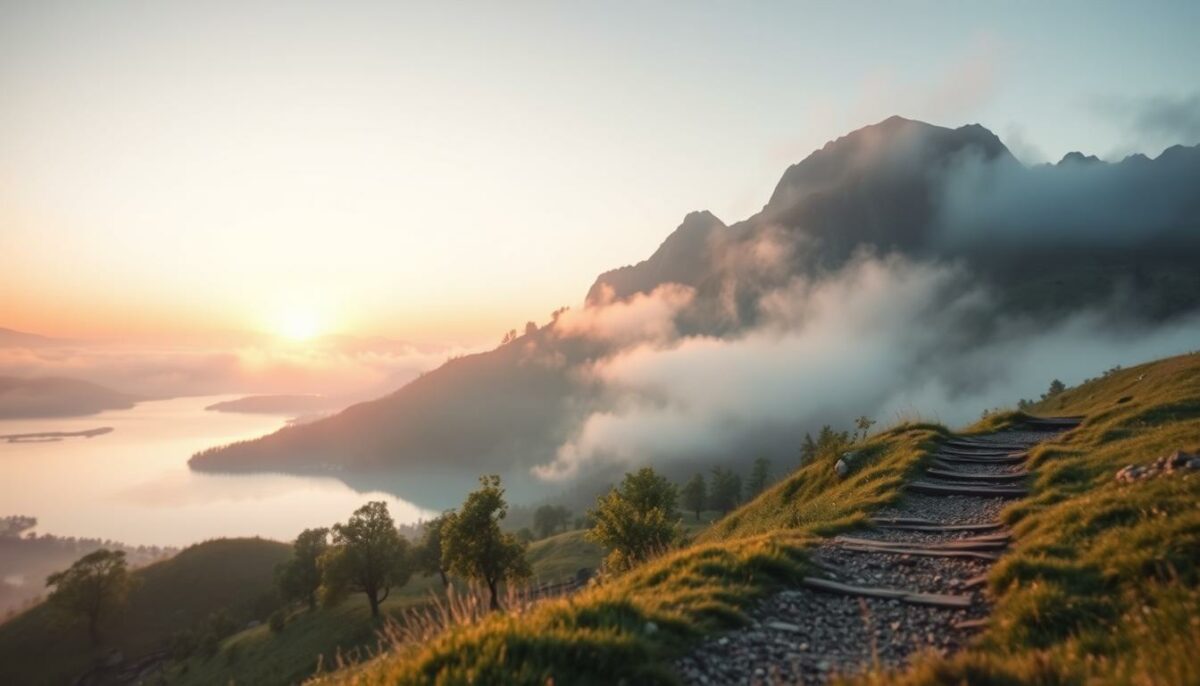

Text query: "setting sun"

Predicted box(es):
[276, 307, 320, 341]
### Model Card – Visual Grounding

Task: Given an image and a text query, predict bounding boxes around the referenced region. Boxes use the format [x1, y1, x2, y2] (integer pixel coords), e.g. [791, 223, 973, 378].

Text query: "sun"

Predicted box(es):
[276, 307, 321, 342]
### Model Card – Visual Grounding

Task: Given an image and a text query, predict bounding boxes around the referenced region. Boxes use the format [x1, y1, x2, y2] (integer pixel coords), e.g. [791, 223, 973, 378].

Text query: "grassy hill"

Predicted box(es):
[869, 352, 1200, 684]
[317, 425, 940, 685]
[169, 529, 606, 686]
[0, 537, 290, 686]
[316, 352, 1200, 685]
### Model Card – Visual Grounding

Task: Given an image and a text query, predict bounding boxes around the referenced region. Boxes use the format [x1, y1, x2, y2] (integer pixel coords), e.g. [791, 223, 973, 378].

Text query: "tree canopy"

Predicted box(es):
[441, 475, 530, 610]
[709, 466, 743, 515]
[747, 458, 771, 496]
[277, 527, 329, 611]
[321, 501, 412, 618]
[46, 548, 134, 645]
[533, 504, 572, 539]
[588, 467, 681, 572]
[681, 473, 707, 521]
[414, 512, 452, 588]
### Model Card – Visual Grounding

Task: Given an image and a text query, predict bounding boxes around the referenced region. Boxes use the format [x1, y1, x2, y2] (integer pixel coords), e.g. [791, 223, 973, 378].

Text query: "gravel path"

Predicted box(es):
[675, 426, 1068, 685]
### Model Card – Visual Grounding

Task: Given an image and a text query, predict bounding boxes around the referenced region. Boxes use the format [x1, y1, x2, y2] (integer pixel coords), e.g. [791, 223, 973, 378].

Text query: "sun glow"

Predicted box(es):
[276, 307, 321, 342]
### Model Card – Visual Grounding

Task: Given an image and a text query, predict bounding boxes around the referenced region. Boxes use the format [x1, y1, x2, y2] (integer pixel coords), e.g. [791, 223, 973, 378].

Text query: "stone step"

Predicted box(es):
[908, 481, 1029, 497]
[944, 439, 1029, 451]
[1021, 415, 1083, 429]
[837, 543, 1000, 561]
[926, 468, 1030, 483]
[801, 576, 974, 608]
[871, 520, 1005, 532]
[934, 455, 1027, 467]
[938, 446, 1025, 458]
[836, 535, 1008, 551]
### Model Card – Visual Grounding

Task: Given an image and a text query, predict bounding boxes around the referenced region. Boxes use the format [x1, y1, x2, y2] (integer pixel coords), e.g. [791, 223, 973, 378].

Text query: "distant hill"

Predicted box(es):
[0, 537, 289, 686]
[205, 394, 341, 415]
[0, 376, 140, 420]
[0, 327, 59, 348]
[190, 117, 1200, 503]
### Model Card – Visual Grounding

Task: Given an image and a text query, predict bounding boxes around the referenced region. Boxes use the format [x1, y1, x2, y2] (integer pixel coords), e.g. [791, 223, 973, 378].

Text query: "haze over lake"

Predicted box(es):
[0, 396, 430, 546]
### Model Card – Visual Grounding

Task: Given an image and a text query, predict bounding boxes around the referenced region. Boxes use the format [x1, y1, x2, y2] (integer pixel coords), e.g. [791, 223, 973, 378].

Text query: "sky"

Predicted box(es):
[2, 1, 1198, 346]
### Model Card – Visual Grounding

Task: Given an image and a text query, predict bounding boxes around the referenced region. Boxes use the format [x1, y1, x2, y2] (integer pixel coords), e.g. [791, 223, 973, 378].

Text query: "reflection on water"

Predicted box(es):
[0, 396, 432, 547]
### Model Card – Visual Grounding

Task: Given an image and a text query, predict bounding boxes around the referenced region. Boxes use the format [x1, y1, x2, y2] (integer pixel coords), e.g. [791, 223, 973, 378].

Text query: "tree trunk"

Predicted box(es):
[694, 509, 701, 521]
[438, 569, 449, 589]
[367, 590, 381, 618]
[486, 578, 501, 612]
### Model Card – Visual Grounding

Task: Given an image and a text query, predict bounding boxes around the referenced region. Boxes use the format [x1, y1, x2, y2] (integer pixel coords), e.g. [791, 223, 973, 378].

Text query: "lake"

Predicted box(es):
[0, 396, 432, 546]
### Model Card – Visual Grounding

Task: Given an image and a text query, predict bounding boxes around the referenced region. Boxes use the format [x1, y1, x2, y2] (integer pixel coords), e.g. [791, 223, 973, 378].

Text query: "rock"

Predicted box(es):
[766, 620, 801, 633]
[644, 621, 658, 635]
[835, 458, 851, 478]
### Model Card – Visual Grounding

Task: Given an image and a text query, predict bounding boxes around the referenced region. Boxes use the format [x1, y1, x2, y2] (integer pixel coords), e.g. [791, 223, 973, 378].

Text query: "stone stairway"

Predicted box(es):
[675, 417, 1081, 685]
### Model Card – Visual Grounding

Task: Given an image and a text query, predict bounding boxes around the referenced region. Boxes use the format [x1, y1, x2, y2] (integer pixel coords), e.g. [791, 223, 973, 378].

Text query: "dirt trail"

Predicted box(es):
[676, 419, 1078, 685]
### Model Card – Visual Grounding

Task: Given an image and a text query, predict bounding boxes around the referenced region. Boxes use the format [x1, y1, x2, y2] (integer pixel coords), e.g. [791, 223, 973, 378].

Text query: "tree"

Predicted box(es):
[709, 467, 743, 514]
[441, 475, 531, 611]
[854, 416, 876, 441]
[414, 513, 451, 588]
[587, 467, 681, 572]
[533, 504, 572, 539]
[46, 549, 134, 646]
[1043, 379, 1066, 400]
[277, 528, 329, 612]
[321, 502, 412, 619]
[680, 473, 707, 521]
[747, 458, 771, 496]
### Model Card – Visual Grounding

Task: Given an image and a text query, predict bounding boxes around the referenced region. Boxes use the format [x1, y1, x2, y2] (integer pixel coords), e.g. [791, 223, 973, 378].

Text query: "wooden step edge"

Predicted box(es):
[926, 468, 1030, 482]
[838, 534, 1010, 547]
[837, 544, 1001, 561]
[953, 618, 990, 630]
[801, 576, 974, 608]
[872, 516, 940, 525]
[835, 538, 1008, 553]
[908, 481, 1029, 497]
[872, 521, 1005, 532]
[962, 573, 990, 589]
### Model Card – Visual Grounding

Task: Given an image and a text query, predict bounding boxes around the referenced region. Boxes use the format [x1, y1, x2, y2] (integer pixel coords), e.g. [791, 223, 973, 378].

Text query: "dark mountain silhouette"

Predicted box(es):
[0, 376, 140, 419]
[190, 117, 1200, 502]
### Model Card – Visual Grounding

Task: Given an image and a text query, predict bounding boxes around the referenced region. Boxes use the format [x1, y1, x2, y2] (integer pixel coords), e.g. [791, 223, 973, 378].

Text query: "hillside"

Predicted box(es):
[0, 537, 290, 686]
[0, 376, 139, 419]
[316, 352, 1200, 684]
[189, 117, 1200, 505]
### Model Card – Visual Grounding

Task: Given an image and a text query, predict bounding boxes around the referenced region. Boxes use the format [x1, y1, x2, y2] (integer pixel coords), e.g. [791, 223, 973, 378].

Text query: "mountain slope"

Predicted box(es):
[0, 537, 289, 686]
[190, 117, 1200, 501]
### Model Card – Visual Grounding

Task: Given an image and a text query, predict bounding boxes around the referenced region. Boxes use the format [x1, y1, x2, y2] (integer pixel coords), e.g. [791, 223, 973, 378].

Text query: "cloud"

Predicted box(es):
[534, 255, 1200, 481]
[552, 283, 695, 346]
[1095, 92, 1200, 152]
[0, 336, 463, 400]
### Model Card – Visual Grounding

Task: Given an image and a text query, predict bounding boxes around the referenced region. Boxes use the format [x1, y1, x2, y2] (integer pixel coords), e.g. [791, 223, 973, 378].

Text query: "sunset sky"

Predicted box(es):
[3, 1, 1198, 345]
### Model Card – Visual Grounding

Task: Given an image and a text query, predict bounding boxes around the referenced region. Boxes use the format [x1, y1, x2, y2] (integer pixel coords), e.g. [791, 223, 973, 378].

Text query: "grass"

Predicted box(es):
[852, 351, 1200, 685]
[170, 528, 607, 686]
[0, 537, 290, 686]
[319, 423, 942, 685]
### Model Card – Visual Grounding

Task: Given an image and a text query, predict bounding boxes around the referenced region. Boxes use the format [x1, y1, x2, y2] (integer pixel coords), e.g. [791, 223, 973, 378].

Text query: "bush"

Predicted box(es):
[268, 609, 286, 634]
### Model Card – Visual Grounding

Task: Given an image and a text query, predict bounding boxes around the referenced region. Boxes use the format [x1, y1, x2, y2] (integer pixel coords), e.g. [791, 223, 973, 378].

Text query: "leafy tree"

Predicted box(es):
[321, 501, 412, 619]
[441, 475, 531, 611]
[277, 527, 329, 611]
[747, 458, 771, 496]
[854, 416, 876, 441]
[588, 468, 681, 572]
[533, 504, 572, 539]
[516, 527, 535, 544]
[1043, 379, 1066, 400]
[709, 467, 743, 515]
[414, 513, 452, 588]
[680, 473, 707, 521]
[46, 549, 134, 646]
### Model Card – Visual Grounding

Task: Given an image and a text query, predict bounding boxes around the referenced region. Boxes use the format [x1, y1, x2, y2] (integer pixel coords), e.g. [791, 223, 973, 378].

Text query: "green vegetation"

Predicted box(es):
[859, 351, 1200, 685]
[321, 503, 413, 619]
[747, 457, 772, 497]
[322, 423, 936, 685]
[681, 473, 707, 521]
[587, 467, 682, 573]
[44, 548, 134, 646]
[278, 527, 329, 612]
[707, 466, 743, 514]
[533, 504, 572, 540]
[0, 537, 289, 686]
[441, 476, 531, 611]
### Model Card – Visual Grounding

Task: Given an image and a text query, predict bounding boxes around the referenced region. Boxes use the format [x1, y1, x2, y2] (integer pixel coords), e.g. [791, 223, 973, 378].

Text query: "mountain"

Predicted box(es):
[0, 328, 59, 348]
[0, 376, 140, 420]
[190, 117, 1200, 505]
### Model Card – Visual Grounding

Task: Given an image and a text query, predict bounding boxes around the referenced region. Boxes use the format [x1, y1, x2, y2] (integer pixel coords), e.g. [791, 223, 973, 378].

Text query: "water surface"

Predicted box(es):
[0, 396, 430, 546]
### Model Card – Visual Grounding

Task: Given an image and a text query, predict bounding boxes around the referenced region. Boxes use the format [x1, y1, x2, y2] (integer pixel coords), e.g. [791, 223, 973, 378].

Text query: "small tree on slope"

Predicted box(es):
[441, 475, 531, 611]
[681, 473, 707, 521]
[588, 467, 682, 572]
[46, 549, 134, 646]
[321, 501, 412, 619]
[278, 527, 330, 612]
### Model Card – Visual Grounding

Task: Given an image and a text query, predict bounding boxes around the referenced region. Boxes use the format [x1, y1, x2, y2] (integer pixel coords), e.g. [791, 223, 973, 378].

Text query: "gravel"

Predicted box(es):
[675, 427, 1068, 685]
